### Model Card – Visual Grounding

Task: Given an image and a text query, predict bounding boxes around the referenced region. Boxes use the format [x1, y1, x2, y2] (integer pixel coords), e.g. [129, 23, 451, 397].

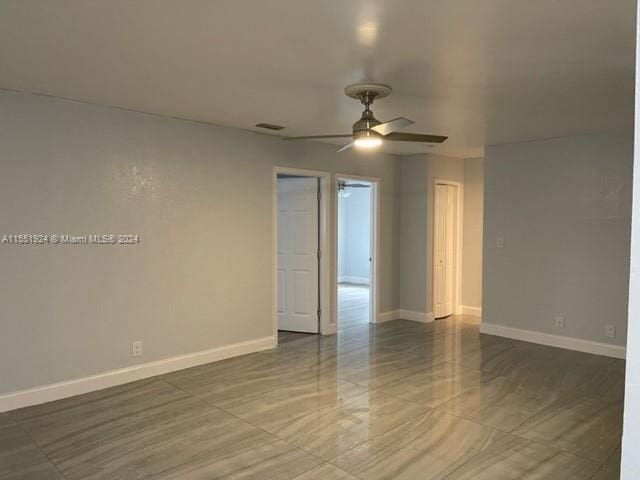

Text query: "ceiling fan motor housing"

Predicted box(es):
[353, 108, 382, 139]
[345, 84, 391, 139]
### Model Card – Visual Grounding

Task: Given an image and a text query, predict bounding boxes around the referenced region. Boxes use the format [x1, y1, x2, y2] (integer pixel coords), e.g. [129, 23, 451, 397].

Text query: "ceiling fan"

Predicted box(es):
[283, 83, 447, 152]
[337, 179, 370, 190]
[337, 179, 369, 198]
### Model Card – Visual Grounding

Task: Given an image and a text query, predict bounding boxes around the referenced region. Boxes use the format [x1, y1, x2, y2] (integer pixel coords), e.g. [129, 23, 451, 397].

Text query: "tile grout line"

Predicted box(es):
[423, 392, 615, 467]
[426, 390, 620, 468]
[508, 428, 617, 466]
[435, 355, 622, 408]
[320, 404, 503, 480]
[290, 460, 366, 480]
[288, 461, 333, 480]
[300, 400, 436, 464]
[11, 417, 71, 480]
[434, 444, 493, 480]
[325, 458, 366, 480]
[158, 378, 326, 464]
[587, 443, 621, 480]
[162, 376, 429, 478]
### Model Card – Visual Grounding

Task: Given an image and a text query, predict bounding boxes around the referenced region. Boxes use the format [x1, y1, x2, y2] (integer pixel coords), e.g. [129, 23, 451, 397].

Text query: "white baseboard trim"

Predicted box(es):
[460, 305, 482, 317]
[0, 335, 276, 413]
[480, 323, 626, 359]
[397, 309, 435, 323]
[375, 310, 435, 324]
[376, 310, 398, 323]
[322, 323, 338, 336]
[338, 276, 370, 285]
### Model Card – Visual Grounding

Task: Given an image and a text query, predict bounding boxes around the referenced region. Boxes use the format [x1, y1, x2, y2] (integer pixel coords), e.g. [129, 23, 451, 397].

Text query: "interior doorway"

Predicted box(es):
[336, 175, 378, 328]
[273, 167, 330, 341]
[433, 179, 462, 319]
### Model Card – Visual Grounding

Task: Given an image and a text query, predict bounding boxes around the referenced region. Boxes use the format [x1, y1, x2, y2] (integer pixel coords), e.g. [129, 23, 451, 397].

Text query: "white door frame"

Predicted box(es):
[273, 167, 331, 342]
[432, 178, 463, 316]
[335, 173, 380, 326]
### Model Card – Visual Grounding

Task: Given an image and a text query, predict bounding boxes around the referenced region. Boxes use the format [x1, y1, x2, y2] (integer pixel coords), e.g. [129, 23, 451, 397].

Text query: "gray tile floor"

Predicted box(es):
[2, 285, 624, 479]
[337, 283, 370, 328]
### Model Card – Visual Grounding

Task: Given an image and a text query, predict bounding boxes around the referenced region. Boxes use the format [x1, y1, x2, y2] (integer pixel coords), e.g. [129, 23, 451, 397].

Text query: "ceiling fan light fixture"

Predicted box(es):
[354, 136, 383, 149]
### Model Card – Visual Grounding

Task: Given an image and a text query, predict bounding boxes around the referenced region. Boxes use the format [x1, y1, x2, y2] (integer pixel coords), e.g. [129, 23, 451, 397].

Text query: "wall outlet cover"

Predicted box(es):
[605, 325, 616, 338]
[555, 315, 565, 329]
[132, 341, 143, 357]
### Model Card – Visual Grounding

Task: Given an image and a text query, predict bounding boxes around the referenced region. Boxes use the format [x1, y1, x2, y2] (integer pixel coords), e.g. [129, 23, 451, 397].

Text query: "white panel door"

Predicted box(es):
[277, 177, 319, 333]
[434, 184, 455, 318]
[444, 185, 455, 315]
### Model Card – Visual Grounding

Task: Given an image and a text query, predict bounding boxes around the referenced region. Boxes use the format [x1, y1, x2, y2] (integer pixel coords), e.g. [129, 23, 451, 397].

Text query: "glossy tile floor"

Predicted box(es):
[2, 296, 624, 479]
[337, 283, 370, 328]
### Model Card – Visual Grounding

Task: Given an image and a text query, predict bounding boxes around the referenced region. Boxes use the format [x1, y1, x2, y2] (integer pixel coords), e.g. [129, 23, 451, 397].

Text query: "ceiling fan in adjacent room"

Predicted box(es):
[283, 83, 447, 152]
[337, 179, 370, 198]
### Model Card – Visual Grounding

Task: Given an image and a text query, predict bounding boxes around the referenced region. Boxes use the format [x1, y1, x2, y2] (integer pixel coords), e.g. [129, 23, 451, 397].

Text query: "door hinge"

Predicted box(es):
[317, 249, 321, 260]
[317, 190, 321, 201]
[317, 308, 321, 319]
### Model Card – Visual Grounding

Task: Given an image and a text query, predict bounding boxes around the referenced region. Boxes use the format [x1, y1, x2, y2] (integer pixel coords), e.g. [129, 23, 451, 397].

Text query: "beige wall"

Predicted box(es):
[462, 157, 484, 309]
[0, 91, 401, 395]
[399, 156, 428, 313]
[399, 154, 476, 316]
[425, 155, 465, 314]
[483, 132, 632, 347]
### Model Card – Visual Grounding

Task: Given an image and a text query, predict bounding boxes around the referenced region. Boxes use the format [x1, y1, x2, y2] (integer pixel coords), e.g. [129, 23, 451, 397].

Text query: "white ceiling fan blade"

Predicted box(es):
[336, 142, 354, 152]
[371, 117, 414, 136]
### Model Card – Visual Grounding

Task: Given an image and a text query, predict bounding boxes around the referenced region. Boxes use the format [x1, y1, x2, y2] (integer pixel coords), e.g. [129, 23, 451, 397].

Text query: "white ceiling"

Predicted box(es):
[0, 0, 635, 157]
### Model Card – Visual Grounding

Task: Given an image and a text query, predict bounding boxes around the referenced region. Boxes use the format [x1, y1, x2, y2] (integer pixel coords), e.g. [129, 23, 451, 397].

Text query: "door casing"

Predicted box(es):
[335, 173, 380, 327]
[273, 167, 331, 341]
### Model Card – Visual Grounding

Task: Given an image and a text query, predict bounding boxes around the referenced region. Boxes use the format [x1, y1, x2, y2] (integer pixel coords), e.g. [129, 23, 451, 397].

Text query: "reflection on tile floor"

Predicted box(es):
[4, 306, 624, 479]
[338, 283, 370, 329]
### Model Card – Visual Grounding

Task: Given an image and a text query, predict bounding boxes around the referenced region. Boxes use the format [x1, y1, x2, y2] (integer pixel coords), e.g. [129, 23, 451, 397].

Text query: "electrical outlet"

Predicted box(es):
[555, 315, 564, 329]
[605, 324, 616, 338]
[132, 341, 143, 357]
[496, 237, 505, 249]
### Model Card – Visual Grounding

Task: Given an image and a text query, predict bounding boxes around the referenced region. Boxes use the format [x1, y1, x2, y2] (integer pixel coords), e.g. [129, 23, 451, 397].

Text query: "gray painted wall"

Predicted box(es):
[398, 154, 470, 315]
[462, 157, 484, 309]
[0, 91, 401, 395]
[425, 155, 465, 314]
[399, 156, 428, 313]
[483, 132, 633, 347]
